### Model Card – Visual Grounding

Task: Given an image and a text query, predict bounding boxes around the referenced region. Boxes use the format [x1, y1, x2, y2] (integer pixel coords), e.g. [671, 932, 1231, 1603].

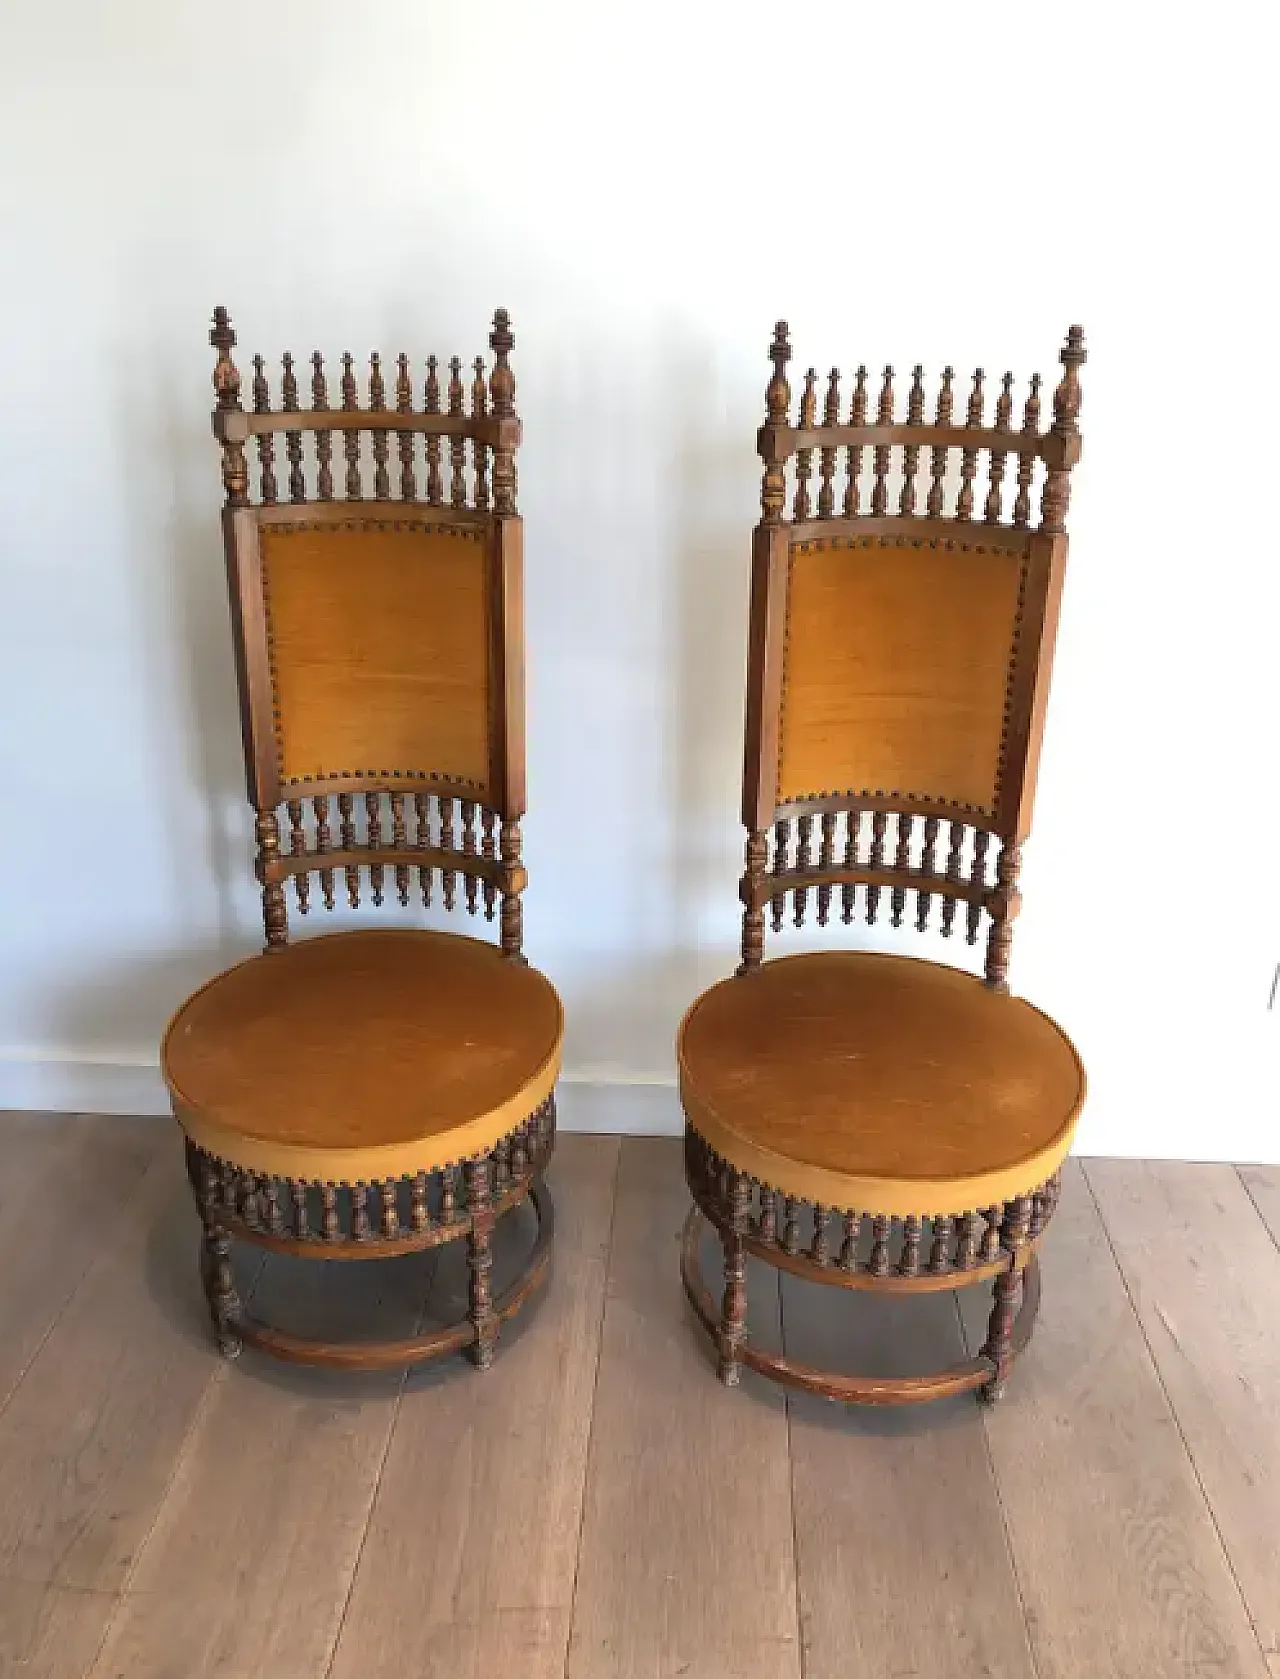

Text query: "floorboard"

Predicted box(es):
[1238, 1164, 1280, 1251]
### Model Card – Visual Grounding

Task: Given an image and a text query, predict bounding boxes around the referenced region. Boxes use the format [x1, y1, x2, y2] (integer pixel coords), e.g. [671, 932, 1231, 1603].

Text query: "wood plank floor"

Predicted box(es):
[0, 1120, 1276, 1679]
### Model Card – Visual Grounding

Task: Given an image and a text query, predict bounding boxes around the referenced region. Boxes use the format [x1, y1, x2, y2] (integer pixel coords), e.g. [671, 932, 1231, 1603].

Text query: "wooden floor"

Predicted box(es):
[0, 1118, 1277, 1679]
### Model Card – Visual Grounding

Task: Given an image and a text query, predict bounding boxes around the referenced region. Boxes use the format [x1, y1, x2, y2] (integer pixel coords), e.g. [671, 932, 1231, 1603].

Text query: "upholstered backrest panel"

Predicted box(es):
[777, 536, 1026, 820]
[258, 520, 493, 795]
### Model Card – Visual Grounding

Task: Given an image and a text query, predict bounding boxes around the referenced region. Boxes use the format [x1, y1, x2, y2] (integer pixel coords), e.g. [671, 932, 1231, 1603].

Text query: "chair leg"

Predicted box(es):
[190, 1147, 242, 1359]
[465, 1157, 498, 1370]
[979, 1194, 1034, 1404]
[718, 1170, 750, 1386]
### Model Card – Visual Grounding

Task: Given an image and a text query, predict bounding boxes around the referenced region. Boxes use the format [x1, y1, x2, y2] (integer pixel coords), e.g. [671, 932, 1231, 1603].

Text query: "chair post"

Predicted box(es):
[718, 1169, 751, 1386]
[465, 1155, 498, 1369]
[192, 1144, 243, 1359]
[979, 1194, 1034, 1403]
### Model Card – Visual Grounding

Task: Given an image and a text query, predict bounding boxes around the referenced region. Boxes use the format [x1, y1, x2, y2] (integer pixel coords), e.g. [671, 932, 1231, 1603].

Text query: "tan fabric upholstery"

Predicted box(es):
[778, 537, 1026, 817]
[163, 930, 562, 1181]
[678, 952, 1084, 1217]
[260, 522, 493, 793]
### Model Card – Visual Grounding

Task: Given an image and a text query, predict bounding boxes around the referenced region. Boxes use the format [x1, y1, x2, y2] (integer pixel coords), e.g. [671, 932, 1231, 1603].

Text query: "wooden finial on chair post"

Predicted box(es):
[489, 308, 518, 515]
[210, 307, 249, 507]
[760, 321, 792, 524]
[1040, 325, 1086, 534]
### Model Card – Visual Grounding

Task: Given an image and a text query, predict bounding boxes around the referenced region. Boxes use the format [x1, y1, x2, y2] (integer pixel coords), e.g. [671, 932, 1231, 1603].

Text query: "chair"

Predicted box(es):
[163, 307, 561, 1373]
[678, 323, 1087, 1404]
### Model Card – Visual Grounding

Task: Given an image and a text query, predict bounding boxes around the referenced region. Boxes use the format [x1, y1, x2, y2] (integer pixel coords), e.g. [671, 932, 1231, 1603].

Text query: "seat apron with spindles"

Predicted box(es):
[162, 306, 561, 1374]
[679, 323, 1087, 1405]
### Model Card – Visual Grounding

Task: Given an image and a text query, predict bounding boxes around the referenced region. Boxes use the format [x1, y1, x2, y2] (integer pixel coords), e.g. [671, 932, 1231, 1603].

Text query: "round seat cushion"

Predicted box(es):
[163, 930, 563, 1183]
[678, 951, 1084, 1217]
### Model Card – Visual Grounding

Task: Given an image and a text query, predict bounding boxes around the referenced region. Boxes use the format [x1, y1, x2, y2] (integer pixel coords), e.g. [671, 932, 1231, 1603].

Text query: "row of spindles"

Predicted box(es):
[249, 350, 493, 509]
[204, 1107, 553, 1242]
[769, 810, 995, 941]
[717, 1171, 1061, 1278]
[281, 791, 499, 917]
[786, 360, 1041, 529]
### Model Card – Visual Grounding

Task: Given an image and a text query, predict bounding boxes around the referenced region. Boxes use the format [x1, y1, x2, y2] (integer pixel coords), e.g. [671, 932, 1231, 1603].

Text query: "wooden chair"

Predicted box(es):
[162, 307, 562, 1373]
[678, 324, 1087, 1405]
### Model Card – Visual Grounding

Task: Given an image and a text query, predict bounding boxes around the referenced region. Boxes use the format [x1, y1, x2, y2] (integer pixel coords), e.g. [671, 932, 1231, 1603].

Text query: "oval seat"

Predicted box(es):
[678, 951, 1084, 1218]
[163, 929, 563, 1184]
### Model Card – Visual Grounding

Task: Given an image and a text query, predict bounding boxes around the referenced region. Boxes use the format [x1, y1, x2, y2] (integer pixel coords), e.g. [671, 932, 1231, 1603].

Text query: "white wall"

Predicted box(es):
[1, 0, 1276, 1158]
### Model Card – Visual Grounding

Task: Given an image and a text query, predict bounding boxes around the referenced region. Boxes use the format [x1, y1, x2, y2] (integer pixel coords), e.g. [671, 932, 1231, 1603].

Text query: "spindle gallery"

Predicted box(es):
[160, 307, 563, 1374]
[677, 322, 1087, 1405]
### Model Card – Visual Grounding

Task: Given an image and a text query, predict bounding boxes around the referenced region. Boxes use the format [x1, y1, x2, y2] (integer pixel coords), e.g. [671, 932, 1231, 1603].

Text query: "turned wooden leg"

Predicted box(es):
[980, 1194, 1033, 1404]
[191, 1145, 242, 1359]
[465, 1156, 498, 1370]
[718, 1170, 750, 1386]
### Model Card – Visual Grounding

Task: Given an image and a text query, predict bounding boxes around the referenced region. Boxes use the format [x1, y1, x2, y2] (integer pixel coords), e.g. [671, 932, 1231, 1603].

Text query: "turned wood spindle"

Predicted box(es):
[251, 355, 278, 504]
[263, 1178, 284, 1236]
[281, 352, 306, 502]
[489, 308, 518, 516]
[719, 1171, 751, 1385]
[410, 1171, 430, 1233]
[500, 818, 524, 957]
[791, 369, 818, 520]
[290, 1179, 309, 1239]
[286, 799, 309, 914]
[759, 1188, 778, 1242]
[966, 830, 990, 944]
[793, 813, 813, 927]
[870, 365, 894, 516]
[760, 321, 792, 523]
[926, 366, 954, 518]
[955, 368, 984, 521]
[769, 819, 789, 933]
[368, 352, 390, 499]
[810, 1205, 830, 1266]
[869, 1214, 892, 1277]
[379, 1179, 400, 1240]
[900, 1214, 923, 1277]
[1012, 373, 1042, 529]
[311, 351, 334, 499]
[364, 791, 384, 906]
[981, 1195, 1034, 1400]
[238, 1170, 260, 1228]
[351, 1183, 370, 1242]
[448, 355, 466, 505]
[415, 792, 433, 906]
[899, 364, 925, 515]
[440, 797, 456, 909]
[891, 811, 913, 927]
[955, 1211, 980, 1269]
[817, 368, 840, 517]
[929, 1215, 954, 1274]
[741, 829, 767, 972]
[339, 793, 359, 908]
[461, 800, 479, 914]
[391, 791, 409, 906]
[440, 1163, 458, 1224]
[980, 1204, 1003, 1264]
[782, 1197, 801, 1255]
[481, 808, 497, 920]
[865, 810, 887, 925]
[1041, 326, 1086, 535]
[424, 355, 444, 504]
[321, 1183, 339, 1243]
[816, 811, 836, 925]
[840, 807, 859, 924]
[256, 809, 288, 948]
[915, 815, 940, 930]
[341, 352, 362, 500]
[465, 1157, 497, 1369]
[940, 820, 965, 937]
[395, 352, 417, 500]
[985, 840, 1022, 990]
[838, 1211, 861, 1270]
[842, 364, 868, 516]
[472, 356, 489, 510]
[511, 1125, 528, 1178]
[312, 795, 335, 910]
[984, 371, 1014, 523]
[210, 307, 249, 509]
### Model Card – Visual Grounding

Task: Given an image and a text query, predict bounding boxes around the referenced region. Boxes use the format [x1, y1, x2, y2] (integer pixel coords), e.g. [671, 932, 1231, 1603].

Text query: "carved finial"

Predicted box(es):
[871, 365, 894, 515]
[251, 353, 269, 413]
[765, 321, 792, 424]
[792, 368, 818, 519]
[489, 307, 516, 417]
[760, 322, 793, 523]
[967, 367, 986, 426]
[369, 351, 386, 409]
[341, 351, 358, 410]
[907, 364, 925, 424]
[210, 307, 248, 505]
[1053, 324, 1086, 434]
[926, 367, 954, 518]
[1041, 325, 1086, 533]
[210, 307, 241, 410]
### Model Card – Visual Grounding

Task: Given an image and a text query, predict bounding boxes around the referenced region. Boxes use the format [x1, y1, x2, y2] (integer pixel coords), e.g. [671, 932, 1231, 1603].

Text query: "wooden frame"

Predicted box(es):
[183, 308, 550, 1374]
[685, 323, 1085, 1406]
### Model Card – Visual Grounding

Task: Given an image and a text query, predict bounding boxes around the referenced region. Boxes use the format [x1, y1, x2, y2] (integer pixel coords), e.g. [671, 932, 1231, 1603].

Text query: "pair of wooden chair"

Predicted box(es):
[164, 308, 1086, 1405]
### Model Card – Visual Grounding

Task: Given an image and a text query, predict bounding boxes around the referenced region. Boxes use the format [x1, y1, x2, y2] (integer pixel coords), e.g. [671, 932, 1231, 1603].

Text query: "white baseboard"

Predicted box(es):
[0, 1051, 682, 1134]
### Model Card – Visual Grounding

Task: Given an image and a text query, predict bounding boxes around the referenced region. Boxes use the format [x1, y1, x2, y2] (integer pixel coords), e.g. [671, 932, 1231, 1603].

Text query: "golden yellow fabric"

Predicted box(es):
[678, 952, 1084, 1217]
[778, 538, 1026, 816]
[259, 522, 493, 793]
[163, 930, 562, 1182]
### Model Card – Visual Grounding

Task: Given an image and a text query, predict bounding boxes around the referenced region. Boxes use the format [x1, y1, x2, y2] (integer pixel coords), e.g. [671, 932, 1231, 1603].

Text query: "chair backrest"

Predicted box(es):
[209, 306, 528, 956]
[739, 322, 1085, 990]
